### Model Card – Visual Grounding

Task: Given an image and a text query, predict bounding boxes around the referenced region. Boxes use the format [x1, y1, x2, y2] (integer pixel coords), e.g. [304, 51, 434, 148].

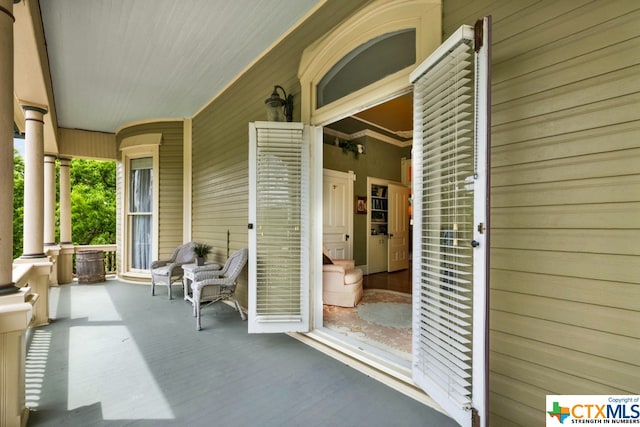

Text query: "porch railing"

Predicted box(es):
[73, 244, 117, 276]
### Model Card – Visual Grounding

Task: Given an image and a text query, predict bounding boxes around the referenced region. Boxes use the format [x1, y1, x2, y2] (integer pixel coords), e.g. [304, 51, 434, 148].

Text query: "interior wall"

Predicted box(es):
[443, 1, 640, 425]
[191, 0, 371, 307]
[323, 136, 409, 265]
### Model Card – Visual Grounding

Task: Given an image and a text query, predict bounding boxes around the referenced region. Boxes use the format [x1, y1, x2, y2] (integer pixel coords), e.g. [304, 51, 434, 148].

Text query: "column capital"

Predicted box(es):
[21, 104, 48, 115]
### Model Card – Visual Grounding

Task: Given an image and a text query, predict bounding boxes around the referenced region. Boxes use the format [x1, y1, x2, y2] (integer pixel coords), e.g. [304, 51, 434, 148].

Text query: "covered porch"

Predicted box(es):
[25, 279, 455, 426]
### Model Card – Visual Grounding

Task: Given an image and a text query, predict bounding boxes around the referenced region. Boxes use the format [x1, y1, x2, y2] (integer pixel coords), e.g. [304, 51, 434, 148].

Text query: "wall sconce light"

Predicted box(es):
[265, 85, 293, 122]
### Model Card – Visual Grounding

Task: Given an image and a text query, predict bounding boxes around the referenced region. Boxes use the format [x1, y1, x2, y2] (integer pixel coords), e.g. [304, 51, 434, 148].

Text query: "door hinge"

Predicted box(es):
[472, 408, 480, 427]
[474, 19, 483, 52]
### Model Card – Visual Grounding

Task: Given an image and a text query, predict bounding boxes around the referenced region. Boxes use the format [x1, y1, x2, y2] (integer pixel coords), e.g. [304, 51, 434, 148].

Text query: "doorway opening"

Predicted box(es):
[321, 93, 413, 364]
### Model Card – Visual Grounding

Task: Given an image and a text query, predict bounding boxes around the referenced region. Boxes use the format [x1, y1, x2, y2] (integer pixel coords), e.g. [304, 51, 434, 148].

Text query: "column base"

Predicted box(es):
[12, 258, 52, 327]
[20, 253, 47, 259]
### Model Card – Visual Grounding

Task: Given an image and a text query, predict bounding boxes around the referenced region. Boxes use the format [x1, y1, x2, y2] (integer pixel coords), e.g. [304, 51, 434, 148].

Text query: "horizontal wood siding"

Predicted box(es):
[117, 121, 184, 259]
[191, 0, 370, 307]
[444, 0, 640, 425]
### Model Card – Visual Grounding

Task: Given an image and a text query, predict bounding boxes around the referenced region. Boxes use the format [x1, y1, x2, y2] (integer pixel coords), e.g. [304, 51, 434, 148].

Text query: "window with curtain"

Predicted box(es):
[129, 157, 153, 270]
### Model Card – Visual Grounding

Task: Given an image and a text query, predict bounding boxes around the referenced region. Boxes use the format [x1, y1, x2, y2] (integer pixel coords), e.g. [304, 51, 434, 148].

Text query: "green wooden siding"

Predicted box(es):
[443, 0, 640, 425]
[191, 1, 371, 307]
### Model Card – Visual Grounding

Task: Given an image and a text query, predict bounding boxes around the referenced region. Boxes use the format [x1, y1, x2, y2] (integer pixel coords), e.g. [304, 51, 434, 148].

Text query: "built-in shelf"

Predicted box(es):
[370, 184, 388, 236]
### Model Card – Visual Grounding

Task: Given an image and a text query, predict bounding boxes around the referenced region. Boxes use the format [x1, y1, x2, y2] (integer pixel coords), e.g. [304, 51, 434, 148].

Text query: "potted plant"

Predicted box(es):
[338, 139, 364, 159]
[193, 243, 212, 266]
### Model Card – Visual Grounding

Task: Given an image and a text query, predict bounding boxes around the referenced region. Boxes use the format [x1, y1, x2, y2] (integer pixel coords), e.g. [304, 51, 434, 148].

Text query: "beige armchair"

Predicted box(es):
[322, 247, 363, 307]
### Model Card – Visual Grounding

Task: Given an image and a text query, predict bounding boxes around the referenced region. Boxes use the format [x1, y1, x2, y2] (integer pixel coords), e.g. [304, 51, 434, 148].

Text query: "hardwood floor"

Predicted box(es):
[363, 263, 412, 294]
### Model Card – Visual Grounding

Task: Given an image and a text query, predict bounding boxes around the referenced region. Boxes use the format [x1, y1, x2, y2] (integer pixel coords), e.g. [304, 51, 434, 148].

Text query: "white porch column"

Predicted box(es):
[21, 105, 47, 259]
[15, 105, 51, 325]
[0, 3, 33, 427]
[43, 155, 56, 246]
[0, 0, 17, 295]
[59, 158, 71, 244]
[58, 158, 74, 284]
[44, 155, 60, 286]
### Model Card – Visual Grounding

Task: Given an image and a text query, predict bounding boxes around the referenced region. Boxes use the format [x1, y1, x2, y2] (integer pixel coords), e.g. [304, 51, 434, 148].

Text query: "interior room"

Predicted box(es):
[321, 93, 413, 362]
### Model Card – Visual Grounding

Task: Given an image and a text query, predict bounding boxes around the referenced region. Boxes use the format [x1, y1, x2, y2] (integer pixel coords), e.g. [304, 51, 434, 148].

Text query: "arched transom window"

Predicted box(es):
[316, 29, 416, 109]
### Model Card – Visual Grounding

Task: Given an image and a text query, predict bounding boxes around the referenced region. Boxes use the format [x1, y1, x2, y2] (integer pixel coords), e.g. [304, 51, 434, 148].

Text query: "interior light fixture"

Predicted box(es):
[265, 85, 293, 122]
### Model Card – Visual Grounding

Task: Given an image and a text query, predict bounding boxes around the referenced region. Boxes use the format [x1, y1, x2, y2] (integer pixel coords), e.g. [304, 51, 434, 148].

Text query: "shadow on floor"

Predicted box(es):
[26, 279, 456, 427]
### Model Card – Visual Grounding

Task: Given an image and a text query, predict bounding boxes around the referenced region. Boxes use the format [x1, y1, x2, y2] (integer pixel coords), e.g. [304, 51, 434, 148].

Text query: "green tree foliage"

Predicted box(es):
[70, 159, 116, 245]
[13, 149, 24, 259]
[12, 154, 116, 255]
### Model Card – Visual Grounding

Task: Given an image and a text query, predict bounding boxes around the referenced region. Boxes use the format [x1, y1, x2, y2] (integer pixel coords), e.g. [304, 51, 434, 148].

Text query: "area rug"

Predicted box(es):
[323, 289, 412, 360]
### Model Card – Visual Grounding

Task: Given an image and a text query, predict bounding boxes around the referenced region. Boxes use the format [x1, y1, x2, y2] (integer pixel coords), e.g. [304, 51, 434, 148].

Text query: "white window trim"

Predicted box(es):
[120, 139, 160, 277]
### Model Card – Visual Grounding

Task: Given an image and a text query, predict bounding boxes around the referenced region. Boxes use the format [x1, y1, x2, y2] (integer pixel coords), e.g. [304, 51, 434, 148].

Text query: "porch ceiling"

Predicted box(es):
[37, 0, 322, 134]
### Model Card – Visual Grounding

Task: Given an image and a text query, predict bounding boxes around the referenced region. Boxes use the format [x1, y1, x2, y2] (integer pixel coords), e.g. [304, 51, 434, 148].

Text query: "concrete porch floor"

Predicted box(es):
[25, 279, 457, 426]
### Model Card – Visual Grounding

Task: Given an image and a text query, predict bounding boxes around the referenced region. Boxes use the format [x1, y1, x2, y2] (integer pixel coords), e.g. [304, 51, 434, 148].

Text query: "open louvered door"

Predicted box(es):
[248, 122, 313, 333]
[410, 17, 490, 427]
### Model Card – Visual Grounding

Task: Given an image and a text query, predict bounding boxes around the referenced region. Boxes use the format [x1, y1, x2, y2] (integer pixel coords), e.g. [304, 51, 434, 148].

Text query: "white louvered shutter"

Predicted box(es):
[410, 17, 490, 427]
[248, 122, 310, 333]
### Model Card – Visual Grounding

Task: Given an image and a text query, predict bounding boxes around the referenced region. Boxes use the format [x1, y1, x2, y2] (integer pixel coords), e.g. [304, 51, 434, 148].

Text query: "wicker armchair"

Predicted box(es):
[150, 242, 196, 300]
[191, 248, 248, 330]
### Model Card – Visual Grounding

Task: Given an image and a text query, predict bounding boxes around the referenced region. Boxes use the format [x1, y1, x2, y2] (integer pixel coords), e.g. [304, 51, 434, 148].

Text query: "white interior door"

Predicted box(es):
[323, 169, 354, 259]
[410, 17, 490, 427]
[387, 183, 409, 272]
[248, 122, 313, 333]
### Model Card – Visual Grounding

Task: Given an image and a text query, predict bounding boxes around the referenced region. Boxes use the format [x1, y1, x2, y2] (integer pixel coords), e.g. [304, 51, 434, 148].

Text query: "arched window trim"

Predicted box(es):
[316, 29, 416, 108]
[298, 0, 442, 126]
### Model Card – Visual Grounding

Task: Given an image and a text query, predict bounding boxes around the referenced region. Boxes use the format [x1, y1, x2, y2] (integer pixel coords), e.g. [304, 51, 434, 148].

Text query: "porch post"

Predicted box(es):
[21, 105, 47, 259]
[15, 104, 51, 326]
[43, 155, 56, 247]
[0, 3, 35, 427]
[58, 158, 74, 284]
[0, 0, 16, 294]
[44, 154, 59, 285]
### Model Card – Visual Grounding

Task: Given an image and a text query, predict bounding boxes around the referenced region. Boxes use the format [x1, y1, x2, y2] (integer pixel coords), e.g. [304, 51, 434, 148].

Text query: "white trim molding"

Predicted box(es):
[120, 132, 162, 150]
[323, 127, 411, 148]
[119, 143, 160, 278]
